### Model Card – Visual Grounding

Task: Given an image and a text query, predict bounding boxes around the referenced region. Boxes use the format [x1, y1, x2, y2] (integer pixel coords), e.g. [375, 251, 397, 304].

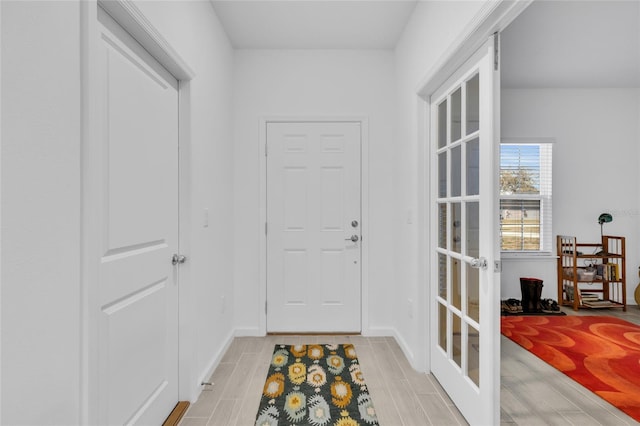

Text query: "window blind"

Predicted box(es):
[499, 142, 553, 252]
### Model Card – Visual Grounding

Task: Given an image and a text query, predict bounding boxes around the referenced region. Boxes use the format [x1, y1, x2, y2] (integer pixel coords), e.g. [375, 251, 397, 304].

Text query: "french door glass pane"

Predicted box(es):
[453, 314, 462, 367]
[466, 202, 479, 258]
[451, 145, 461, 197]
[452, 202, 461, 253]
[438, 203, 447, 248]
[452, 258, 461, 310]
[466, 201, 480, 323]
[438, 302, 447, 351]
[466, 74, 480, 135]
[439, 253, 447, 299]
[466, 138, 479, 196]
[451, 88, 462, 142]
[467, 265, 479, 323]
[468, 325, 480, 387]
[438, 100, 448, 149]
[439, 153, 447, 197]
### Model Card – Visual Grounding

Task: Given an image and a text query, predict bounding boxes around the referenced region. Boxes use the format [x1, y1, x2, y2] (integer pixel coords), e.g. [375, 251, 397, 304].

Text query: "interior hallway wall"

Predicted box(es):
[393, 1, 489, 370]
[232, 49, 395, 334]
[1, 1, 235, 423]
[1, 2, 82, 423]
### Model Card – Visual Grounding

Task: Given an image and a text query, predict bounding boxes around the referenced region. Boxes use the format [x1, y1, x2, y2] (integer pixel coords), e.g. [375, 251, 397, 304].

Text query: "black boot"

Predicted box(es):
[520, 278, 532, 313]
[534, 281, 544, 313]
[520, 278, 543, 313]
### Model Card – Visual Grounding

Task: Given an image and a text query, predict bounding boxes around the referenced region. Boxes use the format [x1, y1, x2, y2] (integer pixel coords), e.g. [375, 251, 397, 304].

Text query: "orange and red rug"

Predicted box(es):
[501, 315, 640, 422]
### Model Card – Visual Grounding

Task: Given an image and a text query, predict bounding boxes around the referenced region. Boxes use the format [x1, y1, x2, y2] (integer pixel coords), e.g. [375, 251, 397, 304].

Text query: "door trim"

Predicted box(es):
[97, 0, 194, 81]
[80, 1, 195, 423]
[416, 0, 533, 97]
[258, 116, 370, 335]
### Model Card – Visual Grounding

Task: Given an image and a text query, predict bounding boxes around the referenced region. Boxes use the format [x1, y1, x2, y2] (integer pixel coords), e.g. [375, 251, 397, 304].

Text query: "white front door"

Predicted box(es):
[97, 9, 179, 425]
[430, 36, 501, 425]
[266, 122, 361, 333]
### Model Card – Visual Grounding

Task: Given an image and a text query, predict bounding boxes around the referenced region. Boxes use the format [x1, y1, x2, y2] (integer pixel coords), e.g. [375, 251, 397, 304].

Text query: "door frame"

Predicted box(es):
[258, 116, 370, 335]
[414, 0, 532, 396]
[80, 1, 196, 423]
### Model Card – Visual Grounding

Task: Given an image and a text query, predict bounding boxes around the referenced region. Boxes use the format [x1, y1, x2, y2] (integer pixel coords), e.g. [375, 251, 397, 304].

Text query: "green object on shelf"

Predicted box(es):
[598, 213, 613, 224]
[598, 212, 613, 240]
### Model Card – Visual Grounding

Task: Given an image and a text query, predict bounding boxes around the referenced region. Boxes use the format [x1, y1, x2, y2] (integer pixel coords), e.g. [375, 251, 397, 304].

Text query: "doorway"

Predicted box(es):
[265, 120, 363, 333]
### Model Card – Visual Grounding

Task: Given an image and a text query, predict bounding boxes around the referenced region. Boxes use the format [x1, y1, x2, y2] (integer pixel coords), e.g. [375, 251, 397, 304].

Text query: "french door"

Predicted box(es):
[430, 36, 501, 425]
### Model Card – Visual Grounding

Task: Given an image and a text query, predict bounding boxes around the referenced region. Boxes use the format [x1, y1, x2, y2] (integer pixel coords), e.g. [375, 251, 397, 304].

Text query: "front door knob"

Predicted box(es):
[172, 254, 187, 265]
[345, 235, 359, 243]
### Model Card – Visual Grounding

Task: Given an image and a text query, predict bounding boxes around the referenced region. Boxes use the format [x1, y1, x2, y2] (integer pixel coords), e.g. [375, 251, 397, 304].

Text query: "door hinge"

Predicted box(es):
[265, 222, 268, 235]
[265, 144, 268, 157]
[265, 301, 267, 315]
[493, 32, 499, 71]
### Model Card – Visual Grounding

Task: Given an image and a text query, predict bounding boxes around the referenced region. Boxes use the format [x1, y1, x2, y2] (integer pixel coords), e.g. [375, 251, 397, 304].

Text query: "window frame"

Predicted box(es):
[499, 138, 554, 257]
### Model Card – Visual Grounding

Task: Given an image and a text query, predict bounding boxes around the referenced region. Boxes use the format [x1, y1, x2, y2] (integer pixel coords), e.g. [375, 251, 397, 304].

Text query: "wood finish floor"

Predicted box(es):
[501, 307, 640, 426]
[180, 308, 640, 425]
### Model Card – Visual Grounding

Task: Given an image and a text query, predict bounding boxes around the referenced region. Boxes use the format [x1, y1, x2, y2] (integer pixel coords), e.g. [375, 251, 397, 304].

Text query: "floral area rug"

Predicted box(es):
[255, 344, 379, 426]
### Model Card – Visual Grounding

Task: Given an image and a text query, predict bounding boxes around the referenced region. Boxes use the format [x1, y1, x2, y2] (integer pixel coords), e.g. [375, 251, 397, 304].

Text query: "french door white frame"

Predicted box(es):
[415, 0, 533, 423]
[257, 116, 370, 336]
[80, 1, 196, 423]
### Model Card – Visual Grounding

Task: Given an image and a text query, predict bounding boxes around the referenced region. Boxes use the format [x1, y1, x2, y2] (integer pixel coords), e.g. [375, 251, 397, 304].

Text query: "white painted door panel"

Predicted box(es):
[98, 9, 179, 425]
[267, 122, 361, 332]
[430, 36, 500, 425]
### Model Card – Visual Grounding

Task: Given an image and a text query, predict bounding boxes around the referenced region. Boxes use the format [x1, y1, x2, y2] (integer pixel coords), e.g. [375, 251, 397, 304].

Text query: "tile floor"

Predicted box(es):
[180, 307, 640, 425]
[500, 307, 640, 426]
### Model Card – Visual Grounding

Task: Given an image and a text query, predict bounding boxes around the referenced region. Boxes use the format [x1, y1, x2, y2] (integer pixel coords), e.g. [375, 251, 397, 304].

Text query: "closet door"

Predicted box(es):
[97, 8, 180, 425]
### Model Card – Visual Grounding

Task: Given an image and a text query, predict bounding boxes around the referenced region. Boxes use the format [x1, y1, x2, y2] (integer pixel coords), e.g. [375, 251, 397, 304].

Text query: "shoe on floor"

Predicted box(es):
[541, 298, 560, 313]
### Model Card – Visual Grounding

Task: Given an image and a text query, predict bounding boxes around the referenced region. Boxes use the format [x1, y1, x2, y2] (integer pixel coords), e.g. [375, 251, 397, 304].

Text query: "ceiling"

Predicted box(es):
[209, 0, 640, 86]
[501, 0, 640, 88]
[210, 0, 418, 49]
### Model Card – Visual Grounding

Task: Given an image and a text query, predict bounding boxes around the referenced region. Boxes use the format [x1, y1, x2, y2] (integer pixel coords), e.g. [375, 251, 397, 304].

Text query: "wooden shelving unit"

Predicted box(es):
[557, 235, 626, 311]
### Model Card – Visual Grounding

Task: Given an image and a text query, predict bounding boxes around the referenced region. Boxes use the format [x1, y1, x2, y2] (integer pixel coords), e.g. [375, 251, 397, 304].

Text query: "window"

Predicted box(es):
[499, 140, 553, 253]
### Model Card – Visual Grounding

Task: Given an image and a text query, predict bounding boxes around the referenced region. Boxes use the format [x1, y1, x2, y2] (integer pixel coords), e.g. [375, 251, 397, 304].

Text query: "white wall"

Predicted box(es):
[501, 88, 640, 305]
[135, 0, 236, 401]
[393, 1, 486, 370]
[1, 2, 82, 423]
[1, 1, 235, 423]
[232, 49, 395, 334]
[500, 258, 559, 301]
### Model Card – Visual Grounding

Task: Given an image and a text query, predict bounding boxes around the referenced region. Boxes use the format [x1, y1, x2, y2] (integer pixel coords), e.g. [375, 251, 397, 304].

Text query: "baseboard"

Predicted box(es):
[365, 326, 422, 372]
[363, 326, 395, 337]
[391, 328, 419, 370]
[192, 329, 235, 401]
[234, 326, 263, 337]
